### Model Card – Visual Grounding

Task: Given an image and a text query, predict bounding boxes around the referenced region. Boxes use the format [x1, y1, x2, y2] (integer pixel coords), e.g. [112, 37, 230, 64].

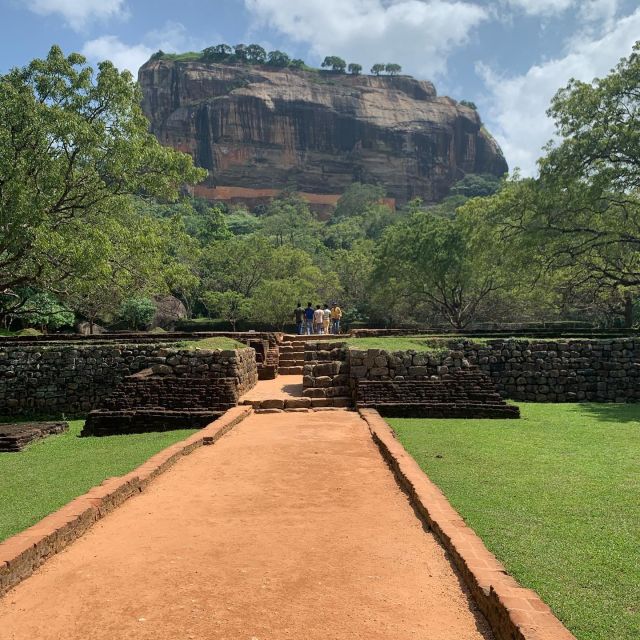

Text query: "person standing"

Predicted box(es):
[304, 302, 314, 335]
[323, 303, 331, 335]
[293, 302, 304, 335]
[313, 305, 324, 334]
[330, 302, 342, 334]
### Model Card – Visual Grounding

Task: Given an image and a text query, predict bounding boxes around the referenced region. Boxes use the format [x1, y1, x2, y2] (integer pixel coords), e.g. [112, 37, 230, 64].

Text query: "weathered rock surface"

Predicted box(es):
[138, 60, 507, 204]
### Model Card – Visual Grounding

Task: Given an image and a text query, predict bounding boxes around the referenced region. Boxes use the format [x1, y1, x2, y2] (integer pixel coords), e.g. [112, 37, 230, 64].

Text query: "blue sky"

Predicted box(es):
[1, 0, 639, 175]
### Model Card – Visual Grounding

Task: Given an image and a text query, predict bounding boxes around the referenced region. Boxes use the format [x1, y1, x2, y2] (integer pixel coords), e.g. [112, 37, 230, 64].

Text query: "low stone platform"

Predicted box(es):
[0, 422, 68, 452]
[82, 410, 224, 437]
[81, 368, 240, 436]
[356, 371, 520, 419]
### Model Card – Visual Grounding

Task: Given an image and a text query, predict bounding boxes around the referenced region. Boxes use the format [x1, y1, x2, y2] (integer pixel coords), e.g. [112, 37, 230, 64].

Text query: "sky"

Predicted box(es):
[1, 0, 639, 176]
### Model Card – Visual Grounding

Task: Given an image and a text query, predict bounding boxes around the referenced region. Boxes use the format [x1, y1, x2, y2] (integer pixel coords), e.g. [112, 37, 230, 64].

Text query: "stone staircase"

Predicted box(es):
[278, 334, 342, 375]
[277, 336, 306, 375]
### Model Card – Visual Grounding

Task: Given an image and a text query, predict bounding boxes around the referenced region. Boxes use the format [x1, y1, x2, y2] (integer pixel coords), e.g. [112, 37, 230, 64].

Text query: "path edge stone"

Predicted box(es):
[0, 405, 252, 598]
[359, 407, 576, 640]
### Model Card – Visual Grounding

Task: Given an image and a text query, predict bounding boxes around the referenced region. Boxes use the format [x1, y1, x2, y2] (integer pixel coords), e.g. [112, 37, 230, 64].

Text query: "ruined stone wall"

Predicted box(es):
[465, 339, 640, 402]
[306, 339, 640, 403]
[0, 343, 257, 417]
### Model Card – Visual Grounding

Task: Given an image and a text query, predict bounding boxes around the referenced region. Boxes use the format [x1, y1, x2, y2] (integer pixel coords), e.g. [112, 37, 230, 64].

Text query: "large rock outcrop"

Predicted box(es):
[139, 59, 507, 204]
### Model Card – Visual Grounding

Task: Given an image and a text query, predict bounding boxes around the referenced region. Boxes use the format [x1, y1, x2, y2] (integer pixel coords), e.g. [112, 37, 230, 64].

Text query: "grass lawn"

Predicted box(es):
[175, 337, 246, 350]
[389, 403, 640, 640]
[343, 335, 488, 353]
[0, 420, 197, 542]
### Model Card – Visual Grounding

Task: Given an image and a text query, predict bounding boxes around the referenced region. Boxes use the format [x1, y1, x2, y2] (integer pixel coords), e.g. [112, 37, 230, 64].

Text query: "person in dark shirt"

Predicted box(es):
[293, 302, 304, 335]
[304, 302, 314, 335]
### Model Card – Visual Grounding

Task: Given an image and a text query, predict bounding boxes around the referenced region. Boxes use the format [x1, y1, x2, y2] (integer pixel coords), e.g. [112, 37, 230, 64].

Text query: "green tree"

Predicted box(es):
[246, 44, 267, 64]
[290, 58, 306, 69]
[449, 173, 502, 198]
[334, 183, 385, 220]
[249, 279, 310, 329]
[0, 46, 205, 312]
[234, 44, 248, 62]
[472, 42, 640, 326]
[62, 204, 198, 332]
[385, 63, 402, 75]
[266, 50, 290, 67]
[374, 210, 507, 328]
[201, 290, 250, 331]
[459, 100, 477, 110]
[321, 56, 346, 73]
[118, 297, 156, 330]
[202, 44, 234, 61]
[348, 63, 362, 75]
[260, 193, 321, 249]
[371, 63, 385, 76]
[7, 289, 74, 331]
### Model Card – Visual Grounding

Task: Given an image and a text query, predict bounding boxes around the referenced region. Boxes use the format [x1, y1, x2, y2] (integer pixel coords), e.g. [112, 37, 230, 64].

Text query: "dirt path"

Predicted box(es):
[0, 411, 492, 640]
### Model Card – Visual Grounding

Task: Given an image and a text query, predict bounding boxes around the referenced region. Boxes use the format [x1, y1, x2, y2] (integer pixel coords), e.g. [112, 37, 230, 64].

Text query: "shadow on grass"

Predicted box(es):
[565, 402, 640, 424]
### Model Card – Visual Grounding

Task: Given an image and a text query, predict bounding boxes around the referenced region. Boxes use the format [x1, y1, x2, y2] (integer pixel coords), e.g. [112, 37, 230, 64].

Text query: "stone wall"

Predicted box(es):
[305, 338, 640, 403]
[464, 339, 640, 402]
[302, 342, 351, 405]
[0, 343, 257, 417]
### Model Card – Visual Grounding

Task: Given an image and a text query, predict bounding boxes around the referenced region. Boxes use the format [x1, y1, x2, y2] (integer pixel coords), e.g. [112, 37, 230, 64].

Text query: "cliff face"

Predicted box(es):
[139, 60, 507, 204]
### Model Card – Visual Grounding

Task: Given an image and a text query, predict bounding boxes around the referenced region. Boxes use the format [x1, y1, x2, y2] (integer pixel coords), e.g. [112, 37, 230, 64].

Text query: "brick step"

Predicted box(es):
[279, 357, 305, 364]
[279, 366, 304, 375]
[242, 397, 353, 410]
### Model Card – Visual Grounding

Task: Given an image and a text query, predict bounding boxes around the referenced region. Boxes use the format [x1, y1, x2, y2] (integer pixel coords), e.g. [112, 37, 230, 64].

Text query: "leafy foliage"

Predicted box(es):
[0, 46, 205, 327]
[118, 297, 156, 330]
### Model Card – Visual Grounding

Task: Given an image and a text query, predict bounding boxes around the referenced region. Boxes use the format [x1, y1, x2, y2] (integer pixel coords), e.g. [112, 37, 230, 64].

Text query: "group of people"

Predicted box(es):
[293, 302, 342, 335]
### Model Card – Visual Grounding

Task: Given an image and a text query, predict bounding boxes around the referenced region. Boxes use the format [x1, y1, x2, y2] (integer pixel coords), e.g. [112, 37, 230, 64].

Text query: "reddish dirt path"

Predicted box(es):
[0, 411, 492, 640]
[240, 375, 303, 402]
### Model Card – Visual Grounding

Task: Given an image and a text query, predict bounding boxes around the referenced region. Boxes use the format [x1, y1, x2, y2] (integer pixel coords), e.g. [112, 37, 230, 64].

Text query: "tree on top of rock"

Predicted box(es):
[322, 56, 347, 73]
[371, 63, 385, 76]
[385, 63, 402, 75]
[348, 63, 362, 75]
[202, 44, 234, 61]
[234, 44, 248, 62]
[246, 44, 267, 64]
[266, 50, 291, 67]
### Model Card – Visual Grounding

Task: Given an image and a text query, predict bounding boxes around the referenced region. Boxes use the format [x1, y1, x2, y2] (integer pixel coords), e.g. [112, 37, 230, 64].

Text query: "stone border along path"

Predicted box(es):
[360, 409, 576, 640]
[0, 407, 574, 640]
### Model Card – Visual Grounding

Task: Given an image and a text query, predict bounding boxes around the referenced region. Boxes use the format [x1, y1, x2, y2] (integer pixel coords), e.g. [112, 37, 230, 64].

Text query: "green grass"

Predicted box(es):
[174, 337, 246, 350]
[0, 420, 197, 542]
[389, 403, 640, 640]
[343, 335, 489, 353]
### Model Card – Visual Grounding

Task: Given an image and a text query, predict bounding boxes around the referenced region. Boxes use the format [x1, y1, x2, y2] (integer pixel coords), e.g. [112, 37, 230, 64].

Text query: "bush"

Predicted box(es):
[118, 297, 156, 331]
[17, 328, 42, 336]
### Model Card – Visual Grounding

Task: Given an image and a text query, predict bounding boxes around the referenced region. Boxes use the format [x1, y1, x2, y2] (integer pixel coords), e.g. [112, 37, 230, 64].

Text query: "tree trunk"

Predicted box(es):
[624, 292, 634, 328]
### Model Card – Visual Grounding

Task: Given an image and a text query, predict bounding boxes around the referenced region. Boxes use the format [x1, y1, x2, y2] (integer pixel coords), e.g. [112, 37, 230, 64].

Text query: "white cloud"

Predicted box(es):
[502, 0, 618, 23]
[26, 0, 127, 31]
[244, 0, 488, 78]
[478, 8, 640, 176]
[81, 36, 153, 75]
[82, 22, 201, 75]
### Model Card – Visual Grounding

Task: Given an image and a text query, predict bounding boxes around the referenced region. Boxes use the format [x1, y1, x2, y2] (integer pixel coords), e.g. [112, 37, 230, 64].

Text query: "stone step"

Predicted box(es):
[279, 358, 305, 366]
[243, 397, 353, 410]
[278, 366, 304, 375]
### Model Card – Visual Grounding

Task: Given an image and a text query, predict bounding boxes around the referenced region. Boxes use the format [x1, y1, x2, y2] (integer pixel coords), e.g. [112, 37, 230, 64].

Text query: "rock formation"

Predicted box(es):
[139, 59, 508, 205]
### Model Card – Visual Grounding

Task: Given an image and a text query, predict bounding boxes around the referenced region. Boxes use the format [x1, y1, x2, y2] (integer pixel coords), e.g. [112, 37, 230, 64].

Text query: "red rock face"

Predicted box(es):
[139, 59, 508, 204]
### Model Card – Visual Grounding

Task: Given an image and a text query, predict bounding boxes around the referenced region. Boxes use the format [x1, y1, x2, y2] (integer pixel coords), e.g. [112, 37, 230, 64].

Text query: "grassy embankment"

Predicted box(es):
[390, 403, 640, 640]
